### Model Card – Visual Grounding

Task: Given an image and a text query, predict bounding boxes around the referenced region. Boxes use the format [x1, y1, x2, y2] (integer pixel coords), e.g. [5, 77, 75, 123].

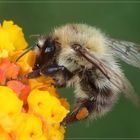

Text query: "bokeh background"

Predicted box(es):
[0, 0, 140, 139]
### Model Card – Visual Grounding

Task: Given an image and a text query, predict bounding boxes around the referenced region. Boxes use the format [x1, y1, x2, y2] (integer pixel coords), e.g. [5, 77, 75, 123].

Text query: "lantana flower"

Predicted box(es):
[0, 20, 69, 140]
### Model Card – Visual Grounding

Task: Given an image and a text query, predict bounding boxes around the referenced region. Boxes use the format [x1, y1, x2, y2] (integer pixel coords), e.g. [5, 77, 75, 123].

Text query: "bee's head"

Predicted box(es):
[33, 35, 58, 70]
[16, 35, 59, 70]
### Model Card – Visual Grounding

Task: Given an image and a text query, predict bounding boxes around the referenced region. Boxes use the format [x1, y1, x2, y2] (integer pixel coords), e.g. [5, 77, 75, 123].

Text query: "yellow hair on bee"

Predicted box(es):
[53, 24, 106, 54]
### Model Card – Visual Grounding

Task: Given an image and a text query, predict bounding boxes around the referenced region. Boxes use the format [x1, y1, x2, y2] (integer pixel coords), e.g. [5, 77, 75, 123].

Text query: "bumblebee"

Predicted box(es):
[16, 24, 140, 125]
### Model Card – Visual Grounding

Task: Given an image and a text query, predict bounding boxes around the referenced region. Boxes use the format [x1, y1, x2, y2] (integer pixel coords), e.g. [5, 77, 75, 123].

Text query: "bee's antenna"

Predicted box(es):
[15, 46, 34, 62]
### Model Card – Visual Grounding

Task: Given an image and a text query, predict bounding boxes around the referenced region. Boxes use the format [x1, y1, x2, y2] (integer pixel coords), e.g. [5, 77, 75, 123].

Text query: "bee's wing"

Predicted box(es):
[106, 38, 140, 68]
[72, 45, 138, 105]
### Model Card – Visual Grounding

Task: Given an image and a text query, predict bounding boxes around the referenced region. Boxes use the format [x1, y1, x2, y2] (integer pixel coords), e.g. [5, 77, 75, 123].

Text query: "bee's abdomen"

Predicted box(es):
[94, 90, 118, 117]
[77, 68, 119, 118]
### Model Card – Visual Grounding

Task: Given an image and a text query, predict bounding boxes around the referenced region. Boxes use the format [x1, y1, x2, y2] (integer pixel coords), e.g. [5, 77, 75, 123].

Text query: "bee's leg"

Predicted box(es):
[19, 69, 41, 80]
[61, 96, 95, 126]
[40, 64, 73, 87]
[18, 64, 73, 86]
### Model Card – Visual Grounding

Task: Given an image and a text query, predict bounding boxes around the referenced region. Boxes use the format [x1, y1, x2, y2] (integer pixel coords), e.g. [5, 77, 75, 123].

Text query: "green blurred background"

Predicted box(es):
[0, 0, 140, 139]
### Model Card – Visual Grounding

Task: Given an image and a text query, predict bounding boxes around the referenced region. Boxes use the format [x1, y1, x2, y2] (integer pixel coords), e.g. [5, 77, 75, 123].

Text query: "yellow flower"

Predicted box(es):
[45, 125, 65, 140]
[0, 49, 8, 58]
[0, 127, 11, 140]
[0, 86, 23, 116]
[0, 20, 70, 140]
[0, 115, 15, 133]
[14, 50, 36, 73]
[28, 76, 59, 97]
[0, 20, 27, 57]
[16, 113, 46, 140]
[0, 86, 23, 132]
[28, 89, 69, 125]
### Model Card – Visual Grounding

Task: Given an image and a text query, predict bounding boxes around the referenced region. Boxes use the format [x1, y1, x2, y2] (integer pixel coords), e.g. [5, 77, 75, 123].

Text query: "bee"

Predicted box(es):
[16, 24, 140, 126]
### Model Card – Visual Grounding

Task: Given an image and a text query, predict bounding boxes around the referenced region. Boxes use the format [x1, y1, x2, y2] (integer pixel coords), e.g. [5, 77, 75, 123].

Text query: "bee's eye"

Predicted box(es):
[44, 41, 55, 53]
[45, 45, 55, 53]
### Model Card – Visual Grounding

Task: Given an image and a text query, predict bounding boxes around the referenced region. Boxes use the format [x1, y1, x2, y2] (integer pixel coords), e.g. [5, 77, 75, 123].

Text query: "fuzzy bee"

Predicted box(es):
[16, 24, 140, 126]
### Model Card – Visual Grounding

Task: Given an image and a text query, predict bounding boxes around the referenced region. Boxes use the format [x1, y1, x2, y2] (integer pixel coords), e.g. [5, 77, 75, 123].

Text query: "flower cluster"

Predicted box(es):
[0, 20, 69, 140]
